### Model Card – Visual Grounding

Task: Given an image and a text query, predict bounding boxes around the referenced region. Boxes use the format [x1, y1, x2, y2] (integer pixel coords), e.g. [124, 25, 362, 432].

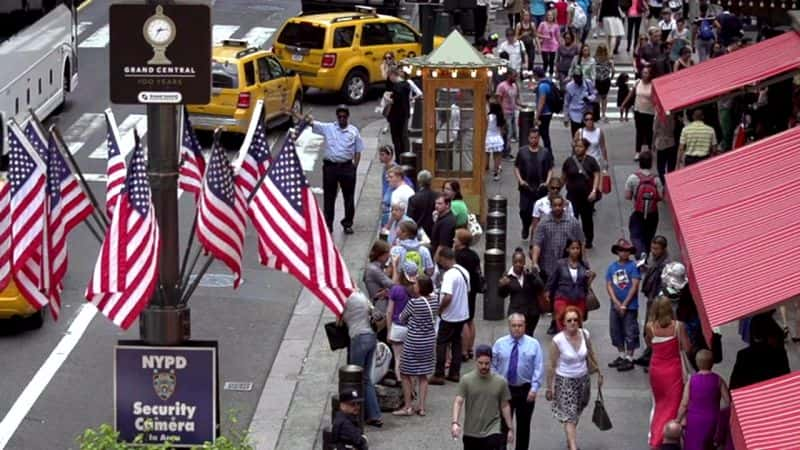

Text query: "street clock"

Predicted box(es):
[143, 5, 175, 65]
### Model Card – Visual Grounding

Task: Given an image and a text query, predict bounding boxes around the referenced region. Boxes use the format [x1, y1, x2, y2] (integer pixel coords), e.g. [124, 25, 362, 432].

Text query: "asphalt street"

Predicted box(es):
[0, 0, 388, 448]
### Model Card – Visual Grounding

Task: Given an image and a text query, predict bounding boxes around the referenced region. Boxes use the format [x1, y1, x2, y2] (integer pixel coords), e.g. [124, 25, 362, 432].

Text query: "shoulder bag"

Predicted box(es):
[324, 320, 350, 351]
[592, 387, 613, 431]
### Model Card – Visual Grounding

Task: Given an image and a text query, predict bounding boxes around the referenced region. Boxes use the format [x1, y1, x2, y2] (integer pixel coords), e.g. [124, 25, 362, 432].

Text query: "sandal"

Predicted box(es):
[392, 407, 414, 417]
[416, 409, 426, 416]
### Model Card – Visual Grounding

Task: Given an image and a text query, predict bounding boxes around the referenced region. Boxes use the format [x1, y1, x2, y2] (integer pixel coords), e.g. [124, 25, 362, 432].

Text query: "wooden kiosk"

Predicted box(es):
[400, 31, 508, 220]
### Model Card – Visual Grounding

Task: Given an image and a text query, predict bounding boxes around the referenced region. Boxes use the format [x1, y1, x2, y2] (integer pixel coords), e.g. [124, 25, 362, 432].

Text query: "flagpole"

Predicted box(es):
[45, 121, 110, 232]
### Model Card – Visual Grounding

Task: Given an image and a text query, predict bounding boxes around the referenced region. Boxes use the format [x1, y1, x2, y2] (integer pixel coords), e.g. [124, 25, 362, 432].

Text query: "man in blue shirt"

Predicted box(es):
[563, 69, 597, 137]
[605, 239, 641, 372]
[492, 313, 544, 450]
[309, 105, 365, 234]
[533, 67, 554, 151]
[529, 0, 546, 25]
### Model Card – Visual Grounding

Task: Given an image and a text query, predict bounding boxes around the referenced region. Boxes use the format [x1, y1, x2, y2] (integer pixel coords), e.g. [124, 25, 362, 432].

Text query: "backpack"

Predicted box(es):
[569, 3, 587, 29]
[633, 172, 660, 218]
[699, 18, 714, 40]
[404, 248, 425, 275]
[540, 79, 564, 114]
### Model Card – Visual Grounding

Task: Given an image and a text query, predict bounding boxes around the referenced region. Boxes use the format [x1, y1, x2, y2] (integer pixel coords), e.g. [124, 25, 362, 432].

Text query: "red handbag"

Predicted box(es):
[601, 173, 612, 194]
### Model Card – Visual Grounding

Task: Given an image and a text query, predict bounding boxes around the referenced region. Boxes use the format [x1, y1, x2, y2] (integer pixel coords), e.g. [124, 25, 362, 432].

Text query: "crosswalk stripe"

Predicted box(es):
[213, 25, 240, 45]
[78, 24, 109, 48]
[240, 27, 276, 48]
[62, 113, 104, 155]
[88, 114, 147, 159]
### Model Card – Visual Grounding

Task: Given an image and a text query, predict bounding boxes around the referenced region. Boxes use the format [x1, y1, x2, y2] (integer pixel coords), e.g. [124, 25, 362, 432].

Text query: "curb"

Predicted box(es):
[249, 119, 388, 450]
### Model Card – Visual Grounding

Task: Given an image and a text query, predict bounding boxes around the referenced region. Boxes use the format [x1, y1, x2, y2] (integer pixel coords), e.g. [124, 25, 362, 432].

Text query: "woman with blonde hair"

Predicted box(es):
[646, 297, 691, 450]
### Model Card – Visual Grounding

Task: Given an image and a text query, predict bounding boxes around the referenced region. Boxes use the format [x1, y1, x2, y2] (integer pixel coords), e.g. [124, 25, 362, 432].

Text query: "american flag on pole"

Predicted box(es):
[86, 132, 161, 330]
[178, 107, 206, 199]
[0, 181, 10, 292]
[247, 127, 353, 316]
[235, 102, 271, 200]
[104, 109, 126, 220]
[196, 141, 247, 288]
[7, 121, 49, 310]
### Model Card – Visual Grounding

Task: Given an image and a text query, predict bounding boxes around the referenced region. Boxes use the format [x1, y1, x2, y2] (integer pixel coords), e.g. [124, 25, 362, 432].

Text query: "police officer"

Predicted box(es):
[298, 105, 364, 234]
[331, 389, 369, 449]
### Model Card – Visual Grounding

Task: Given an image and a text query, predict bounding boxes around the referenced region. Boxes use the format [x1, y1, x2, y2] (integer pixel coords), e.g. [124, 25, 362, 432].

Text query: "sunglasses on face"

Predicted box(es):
[549, 186, 560, 190]
[565, 318, 579, 323]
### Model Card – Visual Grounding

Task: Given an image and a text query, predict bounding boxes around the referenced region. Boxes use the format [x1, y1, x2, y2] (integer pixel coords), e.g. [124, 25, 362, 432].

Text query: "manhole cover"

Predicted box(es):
[188, 273, 240, 288]
[223, 382, 254, 392]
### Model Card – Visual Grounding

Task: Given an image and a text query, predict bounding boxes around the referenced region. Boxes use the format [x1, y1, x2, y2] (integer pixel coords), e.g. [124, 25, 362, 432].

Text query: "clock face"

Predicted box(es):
[146, 18, 174, 45]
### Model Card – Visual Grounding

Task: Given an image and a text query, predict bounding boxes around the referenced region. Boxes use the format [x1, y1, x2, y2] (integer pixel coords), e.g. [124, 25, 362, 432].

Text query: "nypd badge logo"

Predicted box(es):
[153, 370, 176, 401]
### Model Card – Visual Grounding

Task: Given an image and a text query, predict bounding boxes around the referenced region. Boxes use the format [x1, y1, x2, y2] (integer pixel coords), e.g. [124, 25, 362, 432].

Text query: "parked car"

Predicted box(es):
[273, 7, 443, 104]
[0, 281, 44, 328]
[187, 40, 303, 135]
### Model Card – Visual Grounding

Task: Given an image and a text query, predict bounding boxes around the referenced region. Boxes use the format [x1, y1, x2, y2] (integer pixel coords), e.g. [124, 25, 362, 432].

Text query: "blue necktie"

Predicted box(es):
[507, 340, 519, 385]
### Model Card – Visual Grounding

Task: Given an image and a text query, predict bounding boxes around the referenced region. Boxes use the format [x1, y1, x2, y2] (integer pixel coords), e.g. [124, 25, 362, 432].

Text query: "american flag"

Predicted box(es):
[104, 109, 126, 220]
[196, 141, 246, 288]
[86, 132, 161, 330]
[178, 107, 206, 199]
[235, 112, 271, 200]
[247, 127, 353, 316]
[0, 181, 10, 291]
[8, 122, 49, 310]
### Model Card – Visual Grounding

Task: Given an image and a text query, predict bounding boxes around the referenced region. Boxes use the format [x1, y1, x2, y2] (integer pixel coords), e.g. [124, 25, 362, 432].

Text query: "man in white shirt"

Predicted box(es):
[430, 247, 471, 385]
[496, 28, 527, 74]
[530, 178, 575, 237]
[388, 166, 415, 214]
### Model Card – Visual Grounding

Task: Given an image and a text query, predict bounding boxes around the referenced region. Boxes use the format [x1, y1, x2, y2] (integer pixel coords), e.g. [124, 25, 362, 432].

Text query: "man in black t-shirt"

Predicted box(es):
[431, 193, 457, 259]
[514, 128, 554, 240]
[387, 70, 411, 157]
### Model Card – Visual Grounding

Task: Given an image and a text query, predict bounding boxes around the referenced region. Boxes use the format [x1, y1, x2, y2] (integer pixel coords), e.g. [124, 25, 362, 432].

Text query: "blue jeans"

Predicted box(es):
[349, 333, 381, 421]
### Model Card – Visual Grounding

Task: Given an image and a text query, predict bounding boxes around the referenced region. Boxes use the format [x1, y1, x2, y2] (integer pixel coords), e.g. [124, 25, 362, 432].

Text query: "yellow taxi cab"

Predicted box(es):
[272, 7, 444, 104]
[0, 280, 44, 328]
[188, 40, 304, 135]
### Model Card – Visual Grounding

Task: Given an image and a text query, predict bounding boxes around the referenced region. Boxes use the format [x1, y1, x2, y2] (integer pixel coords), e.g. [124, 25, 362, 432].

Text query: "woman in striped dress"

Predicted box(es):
[393, 276, 438, 417]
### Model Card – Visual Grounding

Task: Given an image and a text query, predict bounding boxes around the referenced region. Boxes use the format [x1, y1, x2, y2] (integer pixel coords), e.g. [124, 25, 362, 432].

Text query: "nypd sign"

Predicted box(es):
[114, 342, 218, 447]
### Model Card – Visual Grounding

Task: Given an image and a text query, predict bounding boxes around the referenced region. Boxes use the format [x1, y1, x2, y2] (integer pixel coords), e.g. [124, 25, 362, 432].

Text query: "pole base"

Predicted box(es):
[139, 306, 191, 345]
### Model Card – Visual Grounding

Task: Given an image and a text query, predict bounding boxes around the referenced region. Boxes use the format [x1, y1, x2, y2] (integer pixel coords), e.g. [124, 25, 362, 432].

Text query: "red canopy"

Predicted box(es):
[666, 127, 800, 341]
[652, 31, 800, 117]
[730, 371, 800, 450]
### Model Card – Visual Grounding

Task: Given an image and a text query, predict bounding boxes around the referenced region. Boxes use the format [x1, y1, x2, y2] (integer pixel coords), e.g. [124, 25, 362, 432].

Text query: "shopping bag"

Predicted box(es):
[601, 173, 612, 194]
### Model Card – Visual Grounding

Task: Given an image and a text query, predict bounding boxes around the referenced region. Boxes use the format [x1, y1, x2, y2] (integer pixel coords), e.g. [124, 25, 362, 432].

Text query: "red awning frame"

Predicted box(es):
[730, 371, 800, 450]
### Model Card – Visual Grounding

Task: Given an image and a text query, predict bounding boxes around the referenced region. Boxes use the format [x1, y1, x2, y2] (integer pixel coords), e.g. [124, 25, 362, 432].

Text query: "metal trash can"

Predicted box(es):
[410, 138, 423, 157]
[409, 96, 424, 138]
[483, 248, 506, 320]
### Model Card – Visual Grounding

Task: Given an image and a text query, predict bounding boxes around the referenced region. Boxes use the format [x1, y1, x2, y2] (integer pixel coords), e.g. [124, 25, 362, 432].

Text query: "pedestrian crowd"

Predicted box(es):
[316, 2, 800, 449]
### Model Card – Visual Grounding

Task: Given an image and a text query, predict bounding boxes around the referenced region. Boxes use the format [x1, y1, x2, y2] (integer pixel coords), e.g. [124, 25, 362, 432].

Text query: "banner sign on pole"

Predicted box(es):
[114, 341, 218, 447]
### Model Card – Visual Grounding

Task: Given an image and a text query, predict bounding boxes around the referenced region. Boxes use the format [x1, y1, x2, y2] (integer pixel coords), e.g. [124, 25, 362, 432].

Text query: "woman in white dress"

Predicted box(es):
[486, 93, 506, 181]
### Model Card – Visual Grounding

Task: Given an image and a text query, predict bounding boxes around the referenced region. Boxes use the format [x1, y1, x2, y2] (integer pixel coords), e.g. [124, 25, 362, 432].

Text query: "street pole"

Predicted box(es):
[420, 3, 436, 55]
[136, 0, 188, 346]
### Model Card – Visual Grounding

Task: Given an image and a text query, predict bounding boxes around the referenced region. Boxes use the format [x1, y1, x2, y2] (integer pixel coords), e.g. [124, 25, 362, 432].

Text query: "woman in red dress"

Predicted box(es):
[646, 297, 691, 449]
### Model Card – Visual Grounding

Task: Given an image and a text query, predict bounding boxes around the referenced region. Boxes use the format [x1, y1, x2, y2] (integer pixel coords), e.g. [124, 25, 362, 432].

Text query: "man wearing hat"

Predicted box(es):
[451, 344, 515, 449]
[605, 239, 641, 372]
[301, 105, 364, 234]
[331, 389, 369, 449]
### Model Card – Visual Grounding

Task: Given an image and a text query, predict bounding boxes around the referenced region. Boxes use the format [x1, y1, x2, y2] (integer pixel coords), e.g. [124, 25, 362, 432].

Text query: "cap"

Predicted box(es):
[339, 389, 363, 403]
[474, 344, 492, 359]
[611, 238, 635, 254]
[661, 262, 688, 294]
[401, 260, 419, 283]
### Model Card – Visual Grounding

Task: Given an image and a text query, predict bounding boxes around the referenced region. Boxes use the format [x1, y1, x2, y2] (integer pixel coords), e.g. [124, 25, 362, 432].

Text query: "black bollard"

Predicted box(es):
[488, 194, 507, 215]
[409, 96, 423, 138]
[486, 210, 506, 233]
[399, 152, 418, 186]
[485, 228, 506, 253]
[483, 248, 506, 320]
[518, 107, 535, 149]
[410, 138, 423, 158]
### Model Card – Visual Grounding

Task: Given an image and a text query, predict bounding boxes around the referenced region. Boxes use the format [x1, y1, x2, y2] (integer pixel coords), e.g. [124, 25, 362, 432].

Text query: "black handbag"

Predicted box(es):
[592, 387, 613, 431]
[324, 321, 350, 351]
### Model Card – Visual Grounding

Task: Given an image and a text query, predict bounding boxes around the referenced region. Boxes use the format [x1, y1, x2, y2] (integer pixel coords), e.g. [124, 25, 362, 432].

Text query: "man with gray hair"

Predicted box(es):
[407, 170, 437, 236]
[491, 313, 544, 450]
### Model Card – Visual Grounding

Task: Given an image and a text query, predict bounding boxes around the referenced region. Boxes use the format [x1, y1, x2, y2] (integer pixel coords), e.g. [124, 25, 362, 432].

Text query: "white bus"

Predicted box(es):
[1, 0, 79, 168]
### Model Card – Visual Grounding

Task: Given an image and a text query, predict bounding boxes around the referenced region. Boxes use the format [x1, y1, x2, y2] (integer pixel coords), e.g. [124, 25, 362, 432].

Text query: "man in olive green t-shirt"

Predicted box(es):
[451, 345, 514, 450]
